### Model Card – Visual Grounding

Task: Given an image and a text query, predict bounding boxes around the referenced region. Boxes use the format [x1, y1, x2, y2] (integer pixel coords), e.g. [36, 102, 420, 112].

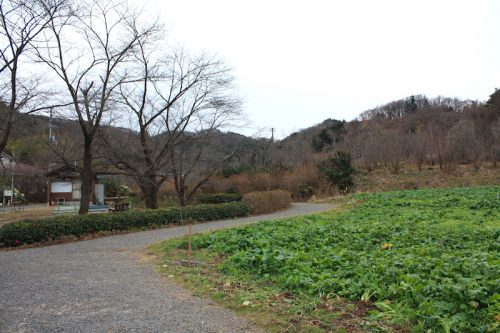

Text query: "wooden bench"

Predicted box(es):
[110, 202, 130, 212]
[89, 204, 110, 214]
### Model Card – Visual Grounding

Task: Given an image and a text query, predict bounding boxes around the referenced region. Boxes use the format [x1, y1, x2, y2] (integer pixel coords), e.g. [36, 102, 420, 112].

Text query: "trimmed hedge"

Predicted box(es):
[197, 193, 243, 204]
[0, 202, 250, 247]
[242, 190, 292, 215]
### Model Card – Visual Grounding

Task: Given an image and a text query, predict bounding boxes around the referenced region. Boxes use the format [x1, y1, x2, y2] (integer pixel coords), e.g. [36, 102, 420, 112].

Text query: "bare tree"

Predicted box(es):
[105, 44, 243, 208]
[479, 89, 500, 167]
[425, 111, 456, 170]
[36, 0, 157, 213]
[0, 0, 68, 155]
[169, 126, 242, 207]
[408, 132, 429, 171]
[492, 118, 500, 167]
[444, 119, 482, 167]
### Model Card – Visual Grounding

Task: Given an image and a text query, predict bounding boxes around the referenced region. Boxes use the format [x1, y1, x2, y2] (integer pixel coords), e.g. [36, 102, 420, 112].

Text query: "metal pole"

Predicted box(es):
[10, 153, 14, 206]
[48, 108, 53, 206]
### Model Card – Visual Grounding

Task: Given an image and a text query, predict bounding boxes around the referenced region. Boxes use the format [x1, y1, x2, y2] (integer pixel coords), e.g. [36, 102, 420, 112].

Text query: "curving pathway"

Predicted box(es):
[0, 203, 334, 333]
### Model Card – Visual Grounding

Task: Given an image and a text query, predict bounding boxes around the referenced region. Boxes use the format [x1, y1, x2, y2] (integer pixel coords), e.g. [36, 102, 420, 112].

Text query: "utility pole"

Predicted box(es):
[47, 108, 54, 206]
[271, 127, 275, 143]
[48, 108, 53, 141]
[48, 108, 55, 172]
[10, 153, 14, 205]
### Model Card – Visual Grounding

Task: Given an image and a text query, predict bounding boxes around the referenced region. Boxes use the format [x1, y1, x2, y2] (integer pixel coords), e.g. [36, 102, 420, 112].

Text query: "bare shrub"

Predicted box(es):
[229, 174, 254, 193]
[252, 173, 278, 191]
[283, 163, 320, 199]
[209, 174, 254, 194]
[209, 177, 233, 193]
[242, 190, 292, 214]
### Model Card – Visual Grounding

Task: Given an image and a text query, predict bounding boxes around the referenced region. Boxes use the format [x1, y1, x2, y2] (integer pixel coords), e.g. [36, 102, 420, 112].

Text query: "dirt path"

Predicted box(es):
[0, 203, 334, 333]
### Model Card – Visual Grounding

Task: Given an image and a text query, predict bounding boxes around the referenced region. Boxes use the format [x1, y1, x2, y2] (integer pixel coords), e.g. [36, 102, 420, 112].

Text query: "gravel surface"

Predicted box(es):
[0, 203, 334, 333]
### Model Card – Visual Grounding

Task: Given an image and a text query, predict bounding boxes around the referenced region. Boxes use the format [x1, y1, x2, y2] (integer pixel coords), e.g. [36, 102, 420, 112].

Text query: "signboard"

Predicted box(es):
[3, 190, 13, 197]
[51, 182, 72, 193]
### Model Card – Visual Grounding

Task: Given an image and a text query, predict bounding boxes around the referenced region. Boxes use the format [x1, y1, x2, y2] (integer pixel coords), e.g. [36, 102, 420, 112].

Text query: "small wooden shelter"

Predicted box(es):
[46, 165, 105, 206]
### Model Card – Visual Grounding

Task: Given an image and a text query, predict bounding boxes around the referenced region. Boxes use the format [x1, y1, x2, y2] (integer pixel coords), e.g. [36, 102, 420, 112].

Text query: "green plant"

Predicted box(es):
[0, 202, 250, 247]
[320, 151, 354, 194]
[102, 177, 130, 197]
[13, 188, 24, 201]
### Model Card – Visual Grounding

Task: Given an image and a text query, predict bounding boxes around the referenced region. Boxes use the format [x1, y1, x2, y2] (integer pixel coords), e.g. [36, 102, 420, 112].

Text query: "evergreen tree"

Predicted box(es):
[320, 151, 354, 194]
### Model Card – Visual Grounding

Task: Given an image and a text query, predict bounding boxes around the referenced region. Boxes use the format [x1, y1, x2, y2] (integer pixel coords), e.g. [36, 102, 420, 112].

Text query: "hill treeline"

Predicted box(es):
[261, 91, 499, 172]
[2, 90, 499, 202]
[348, 93, 498, 171]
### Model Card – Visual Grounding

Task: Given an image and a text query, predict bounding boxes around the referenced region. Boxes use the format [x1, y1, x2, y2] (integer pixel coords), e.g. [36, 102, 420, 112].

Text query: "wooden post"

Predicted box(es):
[187, 222, 192, 260]
[47, 179, 51, 206]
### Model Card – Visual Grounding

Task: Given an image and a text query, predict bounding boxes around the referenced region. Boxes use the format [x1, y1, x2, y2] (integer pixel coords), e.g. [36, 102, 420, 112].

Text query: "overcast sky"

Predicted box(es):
[145, 0, 500, 138]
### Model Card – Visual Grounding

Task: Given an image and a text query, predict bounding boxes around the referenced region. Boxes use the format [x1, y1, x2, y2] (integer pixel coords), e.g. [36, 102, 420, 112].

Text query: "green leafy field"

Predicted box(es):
[156, 187, 499, 332]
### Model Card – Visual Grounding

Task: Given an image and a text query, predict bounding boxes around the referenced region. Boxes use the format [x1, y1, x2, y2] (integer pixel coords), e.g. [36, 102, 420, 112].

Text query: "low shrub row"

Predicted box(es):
[0, 202, 250, 247]
[197, 193, 243, 204]
[242, 190, 292, 214]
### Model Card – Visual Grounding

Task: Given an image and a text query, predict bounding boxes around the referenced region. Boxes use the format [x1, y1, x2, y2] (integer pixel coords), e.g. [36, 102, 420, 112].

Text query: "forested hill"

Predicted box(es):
[268, 92, 499, 171]
[2, 91, 499, 173]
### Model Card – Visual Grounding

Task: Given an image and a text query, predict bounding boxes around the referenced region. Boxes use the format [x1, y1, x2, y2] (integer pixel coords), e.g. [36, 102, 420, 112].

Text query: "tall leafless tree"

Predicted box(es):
[0, 0, 69, 156]
[168, 123, 243, 207]
[104, 43, 243, 208]
[36, 0, 158, 213]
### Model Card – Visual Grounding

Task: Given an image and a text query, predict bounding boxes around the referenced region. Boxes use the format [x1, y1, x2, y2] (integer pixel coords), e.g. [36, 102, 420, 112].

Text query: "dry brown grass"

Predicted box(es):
[0, 206, 53, 227]
[354, 163, 500, 193]
[209, 163, 320, 200]
[242, 189, 292, 214]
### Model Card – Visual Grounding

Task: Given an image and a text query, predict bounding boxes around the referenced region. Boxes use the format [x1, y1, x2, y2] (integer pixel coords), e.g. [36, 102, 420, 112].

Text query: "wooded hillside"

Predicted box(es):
[3, 90, 498, 203]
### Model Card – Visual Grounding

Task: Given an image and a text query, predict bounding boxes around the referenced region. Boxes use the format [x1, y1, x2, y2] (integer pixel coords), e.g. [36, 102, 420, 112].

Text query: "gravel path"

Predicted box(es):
[0, 203, 334, 333]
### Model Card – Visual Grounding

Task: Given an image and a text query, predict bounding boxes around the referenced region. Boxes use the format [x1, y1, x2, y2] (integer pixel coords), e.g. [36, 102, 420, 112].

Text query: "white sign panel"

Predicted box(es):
[51, 182, 72, 193]
[94, 184, 104, 204]
[3, 190, 13, 197]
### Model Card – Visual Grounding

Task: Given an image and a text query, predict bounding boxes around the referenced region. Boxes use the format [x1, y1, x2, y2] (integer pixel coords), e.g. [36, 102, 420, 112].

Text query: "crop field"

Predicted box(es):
[153, 187, 499, 332]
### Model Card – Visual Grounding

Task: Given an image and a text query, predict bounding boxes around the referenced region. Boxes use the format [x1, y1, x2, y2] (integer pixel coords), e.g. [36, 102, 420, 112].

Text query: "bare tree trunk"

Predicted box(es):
[140, 174, 159, 209]
[139, 130, 160, 209]
[144, 189, 158, 209]
[174, 174, 187, 206]
[144, 186, 158, 209]
[0, 110, 13, 155]
[79, 140, 93, 214]
[491, 140, 498, 168]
